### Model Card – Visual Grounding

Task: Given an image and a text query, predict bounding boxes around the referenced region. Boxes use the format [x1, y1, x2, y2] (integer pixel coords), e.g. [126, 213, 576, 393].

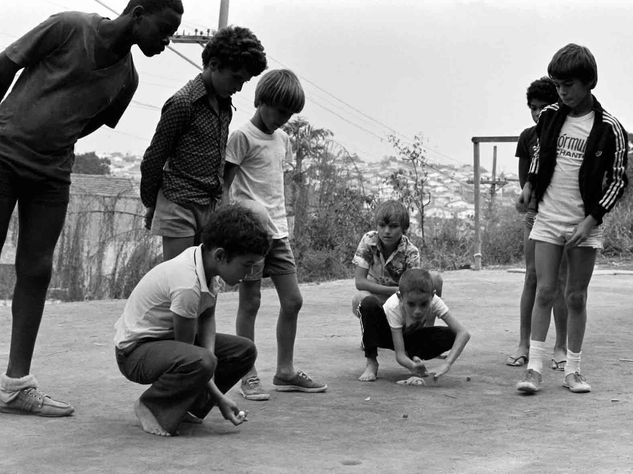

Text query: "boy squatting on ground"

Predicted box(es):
[507, 77, 569, 371]
[114, 205, 270, 436]
[357, 268, 470, 382]
[0, 0, 182, 417]
[516, 44, 628, 395]
[223, 69, 327, 400]
[140, 26, 266, 261]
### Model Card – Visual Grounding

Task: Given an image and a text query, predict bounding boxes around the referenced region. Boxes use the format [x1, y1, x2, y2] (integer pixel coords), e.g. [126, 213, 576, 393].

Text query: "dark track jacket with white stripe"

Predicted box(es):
[527, 96, 628, 225]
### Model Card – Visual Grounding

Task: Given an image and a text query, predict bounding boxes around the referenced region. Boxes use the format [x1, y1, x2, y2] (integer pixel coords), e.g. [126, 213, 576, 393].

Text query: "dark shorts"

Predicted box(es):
[242, 237, 296, 281]
[0, 159, 69, 205]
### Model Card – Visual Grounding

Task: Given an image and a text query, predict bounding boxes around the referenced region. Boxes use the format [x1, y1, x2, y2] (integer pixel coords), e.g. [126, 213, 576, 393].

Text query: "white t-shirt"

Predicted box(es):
[113, 245, 220, 349]
[538, 111, 594, 225]
[225, 121, 293, 239]
[383, 293, 449, 329]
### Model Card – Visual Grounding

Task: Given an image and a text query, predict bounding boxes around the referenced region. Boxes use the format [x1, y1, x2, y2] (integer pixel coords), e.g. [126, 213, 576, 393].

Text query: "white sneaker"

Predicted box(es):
[239, 376, 270, 401]
[563, 372, 591, 393]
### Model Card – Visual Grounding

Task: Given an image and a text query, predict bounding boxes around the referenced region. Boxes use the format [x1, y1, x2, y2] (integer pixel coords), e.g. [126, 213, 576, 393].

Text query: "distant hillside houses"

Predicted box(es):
[106, 151, 521, 223]
[350, 157, 522, 221]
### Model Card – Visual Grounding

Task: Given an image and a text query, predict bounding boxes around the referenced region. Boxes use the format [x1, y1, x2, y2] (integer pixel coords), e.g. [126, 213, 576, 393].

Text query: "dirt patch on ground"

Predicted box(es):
[1, 269, 633, 473]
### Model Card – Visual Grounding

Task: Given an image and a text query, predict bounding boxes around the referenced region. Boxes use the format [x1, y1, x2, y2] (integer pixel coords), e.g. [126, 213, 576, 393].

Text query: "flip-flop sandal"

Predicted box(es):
[551, 359, 567, 371]
[505, 354, 528, 367]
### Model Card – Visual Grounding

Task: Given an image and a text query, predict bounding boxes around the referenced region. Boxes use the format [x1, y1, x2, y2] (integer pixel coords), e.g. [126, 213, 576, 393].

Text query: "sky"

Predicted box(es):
[3, 0, 633, 176]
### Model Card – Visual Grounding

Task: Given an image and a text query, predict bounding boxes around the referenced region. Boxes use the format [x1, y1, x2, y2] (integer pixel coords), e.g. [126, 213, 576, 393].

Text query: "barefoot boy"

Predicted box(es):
[0, 0, 182, 416]
[223, 69, 327, 400]
[114, 205, 270, 436]
[359, 269, 470, 382]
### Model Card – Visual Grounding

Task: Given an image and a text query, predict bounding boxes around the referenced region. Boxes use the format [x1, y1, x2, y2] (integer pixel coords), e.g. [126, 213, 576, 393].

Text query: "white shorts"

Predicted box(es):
[529, 214, 603, 249]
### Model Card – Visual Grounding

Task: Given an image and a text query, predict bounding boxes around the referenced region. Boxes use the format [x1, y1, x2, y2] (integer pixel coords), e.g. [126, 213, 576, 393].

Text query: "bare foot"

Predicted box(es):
[134, 399, 170, 437]
[359, 358, 378, 382]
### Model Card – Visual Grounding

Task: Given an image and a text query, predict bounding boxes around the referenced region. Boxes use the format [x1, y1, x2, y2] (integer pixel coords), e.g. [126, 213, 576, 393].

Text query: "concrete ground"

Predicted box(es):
[1, 268, 633, 473]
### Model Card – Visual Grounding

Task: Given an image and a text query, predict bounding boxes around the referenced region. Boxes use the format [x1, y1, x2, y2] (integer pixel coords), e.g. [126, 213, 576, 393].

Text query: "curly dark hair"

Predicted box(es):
[398, 268, 434, 296]
[122, 0, 183, 15]
[526, 77, 558, 106]
[201, 26, 267, 75]
[548, 43, 598, 89]
[374, 200, 410, 233]
[201, 204, 270, 260]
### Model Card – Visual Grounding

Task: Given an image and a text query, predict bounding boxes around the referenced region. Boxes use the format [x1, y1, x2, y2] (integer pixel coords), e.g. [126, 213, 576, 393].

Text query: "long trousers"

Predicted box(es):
[116, 333, 256, 434]
[358, 296, 455, 359]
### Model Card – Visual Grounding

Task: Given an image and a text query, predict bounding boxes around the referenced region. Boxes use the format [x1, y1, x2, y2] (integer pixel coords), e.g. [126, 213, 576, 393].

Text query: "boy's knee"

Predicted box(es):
[15, 257, 53, 286]
[431, 272, 443, 296]
[566, 289, 587, 311]
[197, 351, 217, 380]
[242, 339, 257, 366]
[280, 293, 303, 315]
[535, 285, 558, 305]
[358, 295, 383, 322]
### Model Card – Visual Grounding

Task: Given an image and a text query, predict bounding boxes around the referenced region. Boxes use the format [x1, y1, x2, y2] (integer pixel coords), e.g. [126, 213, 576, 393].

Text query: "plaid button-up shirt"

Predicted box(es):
[352, 231, 421, 286]
[140, 74, 232, 208]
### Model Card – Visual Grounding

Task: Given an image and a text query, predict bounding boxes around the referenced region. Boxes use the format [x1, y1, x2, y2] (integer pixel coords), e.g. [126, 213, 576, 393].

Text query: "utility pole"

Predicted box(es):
[219, 0, 230, 29]
[489, 145, 497, 212]
[169, 0, 229, 53]
[470, 136, 518, 270]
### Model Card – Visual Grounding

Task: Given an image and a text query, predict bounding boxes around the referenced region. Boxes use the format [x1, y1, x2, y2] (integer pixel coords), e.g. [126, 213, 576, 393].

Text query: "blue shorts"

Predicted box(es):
[242, 237, 296, 281]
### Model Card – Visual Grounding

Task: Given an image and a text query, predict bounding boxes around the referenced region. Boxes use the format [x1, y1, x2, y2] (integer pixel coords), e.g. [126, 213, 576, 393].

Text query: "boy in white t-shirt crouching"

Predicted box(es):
[358, 268, 470, 382]
[113, 204, 270, 436]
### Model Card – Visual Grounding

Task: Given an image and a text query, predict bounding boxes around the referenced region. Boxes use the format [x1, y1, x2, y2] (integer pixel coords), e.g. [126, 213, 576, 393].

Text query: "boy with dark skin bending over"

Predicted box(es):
[0, 0, 182, 417]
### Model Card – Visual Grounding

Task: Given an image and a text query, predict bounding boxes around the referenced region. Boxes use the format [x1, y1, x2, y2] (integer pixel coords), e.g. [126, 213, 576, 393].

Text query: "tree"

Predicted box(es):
[386, 134, 430, 242]
[72, 152, 111, 175]
[282, 118, 332, 247]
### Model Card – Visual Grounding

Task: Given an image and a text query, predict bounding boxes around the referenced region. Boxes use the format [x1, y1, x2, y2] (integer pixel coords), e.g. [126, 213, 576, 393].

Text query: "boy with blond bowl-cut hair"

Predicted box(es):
[223, 69, 327, 401]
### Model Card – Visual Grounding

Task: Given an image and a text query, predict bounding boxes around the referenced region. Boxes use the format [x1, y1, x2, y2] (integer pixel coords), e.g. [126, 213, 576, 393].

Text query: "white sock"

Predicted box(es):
[527, 340, 547, 374]
[565, 350, 582, 376]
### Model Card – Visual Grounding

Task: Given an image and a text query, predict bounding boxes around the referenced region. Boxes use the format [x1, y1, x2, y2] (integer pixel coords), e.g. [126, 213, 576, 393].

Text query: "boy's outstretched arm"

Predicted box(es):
[354, 266, 398, 296]
[391, 328, 428, 377]
[0, 52, 21, 102]
[431, 311, 470, 379]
